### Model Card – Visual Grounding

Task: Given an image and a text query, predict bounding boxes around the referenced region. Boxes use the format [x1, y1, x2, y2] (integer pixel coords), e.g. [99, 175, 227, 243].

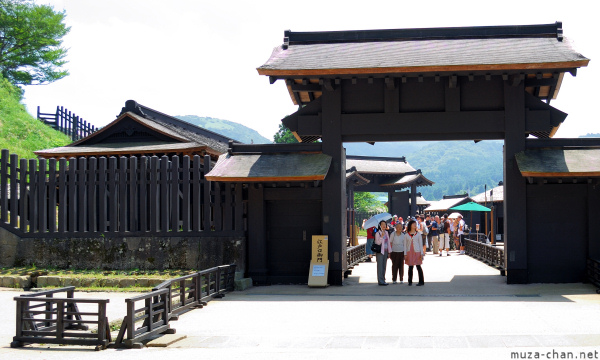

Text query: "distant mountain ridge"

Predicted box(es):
[173, 115, 503, 201]
[175, 115, 271, 144]
[345, 140, 503, 201]
[580, 133, 600, 138]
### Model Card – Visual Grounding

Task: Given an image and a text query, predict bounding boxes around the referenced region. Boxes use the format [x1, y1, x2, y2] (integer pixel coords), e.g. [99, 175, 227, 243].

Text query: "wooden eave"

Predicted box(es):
[34, 143, 211, 159]
[257, 60, 589, 77]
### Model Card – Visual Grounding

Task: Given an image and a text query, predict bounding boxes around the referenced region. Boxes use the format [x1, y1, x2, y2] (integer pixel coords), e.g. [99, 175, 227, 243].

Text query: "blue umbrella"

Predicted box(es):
[362, 213, 392, 229]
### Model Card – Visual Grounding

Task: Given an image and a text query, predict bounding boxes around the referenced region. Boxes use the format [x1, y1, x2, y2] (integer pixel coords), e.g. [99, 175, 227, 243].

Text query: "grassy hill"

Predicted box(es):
[0, 76, 71, 159]
[175, 115, 271, 144]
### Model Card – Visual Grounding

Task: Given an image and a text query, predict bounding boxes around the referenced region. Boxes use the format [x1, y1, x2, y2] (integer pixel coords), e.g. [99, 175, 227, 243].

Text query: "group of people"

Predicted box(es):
[363, 213, 467, 286]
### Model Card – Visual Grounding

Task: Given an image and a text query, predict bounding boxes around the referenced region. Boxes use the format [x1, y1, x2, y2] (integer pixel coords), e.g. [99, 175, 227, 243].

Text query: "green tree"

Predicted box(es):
[273, 123, 298, 144]
[0, 0, 70, 86]
[353, 192, 381, 213]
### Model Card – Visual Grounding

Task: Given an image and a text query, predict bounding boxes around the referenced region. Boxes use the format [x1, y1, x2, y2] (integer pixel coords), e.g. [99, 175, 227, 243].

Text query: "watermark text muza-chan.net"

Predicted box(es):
[511, 350, 599, 359]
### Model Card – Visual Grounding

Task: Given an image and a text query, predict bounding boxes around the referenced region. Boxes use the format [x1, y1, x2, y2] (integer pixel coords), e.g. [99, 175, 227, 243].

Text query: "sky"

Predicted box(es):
[23, 0, 599, 141]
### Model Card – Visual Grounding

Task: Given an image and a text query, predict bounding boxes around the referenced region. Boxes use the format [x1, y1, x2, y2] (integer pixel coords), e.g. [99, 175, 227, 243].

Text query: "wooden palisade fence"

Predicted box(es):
[37, 106, 97, 141]
[0, 150, 244, 237]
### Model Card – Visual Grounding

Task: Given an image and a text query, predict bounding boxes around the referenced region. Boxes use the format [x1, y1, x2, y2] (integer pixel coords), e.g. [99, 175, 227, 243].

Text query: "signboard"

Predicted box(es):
[308, 235, 329, 287]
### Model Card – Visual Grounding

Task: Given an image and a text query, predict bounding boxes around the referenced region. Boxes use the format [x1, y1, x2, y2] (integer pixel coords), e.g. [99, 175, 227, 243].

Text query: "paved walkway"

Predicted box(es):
[1, 252, 599, 359]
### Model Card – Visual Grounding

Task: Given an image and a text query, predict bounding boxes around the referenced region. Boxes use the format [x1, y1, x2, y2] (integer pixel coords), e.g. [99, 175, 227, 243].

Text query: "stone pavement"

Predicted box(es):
[1, 251, 599, 360]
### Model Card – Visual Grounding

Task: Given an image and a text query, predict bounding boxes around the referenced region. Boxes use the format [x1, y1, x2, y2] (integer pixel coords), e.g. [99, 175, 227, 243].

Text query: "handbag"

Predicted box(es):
[371, 242, 382, 253]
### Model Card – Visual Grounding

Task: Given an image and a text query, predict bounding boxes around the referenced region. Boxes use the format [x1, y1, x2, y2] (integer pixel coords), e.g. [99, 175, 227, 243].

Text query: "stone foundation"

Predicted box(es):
[0, 227, 246, 272]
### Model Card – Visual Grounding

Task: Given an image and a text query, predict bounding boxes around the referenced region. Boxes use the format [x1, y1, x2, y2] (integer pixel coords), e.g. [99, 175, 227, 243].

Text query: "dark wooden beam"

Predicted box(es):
[340, 111, 505, 136]
[291, 84, 322, 92]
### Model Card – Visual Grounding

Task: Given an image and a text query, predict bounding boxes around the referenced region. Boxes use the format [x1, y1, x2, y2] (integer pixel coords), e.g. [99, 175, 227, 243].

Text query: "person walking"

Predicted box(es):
[457, 214, 466, 254]
[389, 222, 405, 284]
[425, 214, 433, 252]
[404, 220, 425, 286]
[374, 220, 392, 286]
[440, 214, 451, 256]
[431, 215, 440, 255]
[365, 219, 375, 262]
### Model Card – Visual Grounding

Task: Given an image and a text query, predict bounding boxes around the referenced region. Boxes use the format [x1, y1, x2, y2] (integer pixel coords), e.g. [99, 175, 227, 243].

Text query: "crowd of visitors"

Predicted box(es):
[364, 212, 468, 285]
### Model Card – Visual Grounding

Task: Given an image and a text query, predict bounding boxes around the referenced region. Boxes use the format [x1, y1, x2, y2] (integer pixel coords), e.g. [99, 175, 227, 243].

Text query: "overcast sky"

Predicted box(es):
[24, 0, 598, 141]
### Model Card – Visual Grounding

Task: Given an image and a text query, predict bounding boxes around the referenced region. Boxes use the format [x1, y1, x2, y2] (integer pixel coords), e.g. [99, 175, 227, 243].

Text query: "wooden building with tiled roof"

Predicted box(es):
[35, 100, 238, 161]
[246, 21, 593, 285]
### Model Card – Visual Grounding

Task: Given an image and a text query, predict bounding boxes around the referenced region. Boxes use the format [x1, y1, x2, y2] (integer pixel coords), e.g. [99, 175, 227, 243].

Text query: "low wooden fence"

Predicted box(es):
[0, 150, 245, 238]
[464, 239, 506, 275]
[347, 243, 367, 269]
[587, 258, 600, 293]
[11, 287, 110, 350]
[37, 106, 97, 141]
[114, 264, 236, 348]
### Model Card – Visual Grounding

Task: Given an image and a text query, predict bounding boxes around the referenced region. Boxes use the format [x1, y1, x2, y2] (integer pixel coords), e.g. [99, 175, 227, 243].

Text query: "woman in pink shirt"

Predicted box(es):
[404, 219, 425, 286]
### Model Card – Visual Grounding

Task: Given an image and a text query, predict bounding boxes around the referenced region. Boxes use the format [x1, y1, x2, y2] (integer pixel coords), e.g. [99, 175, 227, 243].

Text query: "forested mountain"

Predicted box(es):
[175, 115, 271, 144]
[345, 140, 504, 201]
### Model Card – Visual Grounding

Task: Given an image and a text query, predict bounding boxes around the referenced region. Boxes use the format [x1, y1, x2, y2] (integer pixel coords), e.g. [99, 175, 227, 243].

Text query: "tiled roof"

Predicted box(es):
[424, 197, 473, 212]
[472, 185, 504, 203]
[381, 173, 434, 188]
[206, 153, 332, 182]
[346, 156, 415, 174]
[258, 32, 588, 76]
[516, 148, 600, 177]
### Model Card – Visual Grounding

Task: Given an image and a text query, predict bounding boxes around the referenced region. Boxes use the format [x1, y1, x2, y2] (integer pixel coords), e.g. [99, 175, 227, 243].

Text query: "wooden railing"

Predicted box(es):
[0, 150, 245, 237]
[587, 258, 600, 293]
[37, 106, 97, 141]
[347, 243, 367, 269]
[114, 264, 236, 348]
[11, 287, 111, 350]
[464, 239, 506, 275]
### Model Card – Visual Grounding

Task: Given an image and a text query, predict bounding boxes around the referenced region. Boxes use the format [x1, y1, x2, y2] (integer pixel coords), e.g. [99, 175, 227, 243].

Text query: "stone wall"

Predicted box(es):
[0, 227, 246, 272]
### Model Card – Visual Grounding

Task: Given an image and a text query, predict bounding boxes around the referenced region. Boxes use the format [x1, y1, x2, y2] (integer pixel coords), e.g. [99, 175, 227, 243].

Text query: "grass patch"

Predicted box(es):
[0, 266, 195, 279]
[0, 75, 71, 159]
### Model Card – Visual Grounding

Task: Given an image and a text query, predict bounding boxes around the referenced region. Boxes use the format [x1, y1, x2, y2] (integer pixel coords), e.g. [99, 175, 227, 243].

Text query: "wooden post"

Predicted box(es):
[67, 158, 76, 233]
[503, 79, 528, 284]
[30, 159, 39, 233]
[77, 157, 87, 232]
[0, 149, 8, 222]
[98, 157, 107, 232]
[48, 158, 57, 233]
[139, 156, 148, 232]
[170, 156, 180, 232]
[19, 159, 29, 233]
[192, 155, 201, 232]
[160, 156, 169, 232]
[38, 158, 47, 232]
[202, 155, 211, 231]
[129, 156, 138, 232]
[182, 156, 190, 232]
[150, 156, 159, 232]
[321, 83, 346, 285]
[9, 154, 18, 228]
[108, 157, 118, 232]
[213, 182, 222, 231]
[119, 157, 128, 232]
[57, 158, 67, 233]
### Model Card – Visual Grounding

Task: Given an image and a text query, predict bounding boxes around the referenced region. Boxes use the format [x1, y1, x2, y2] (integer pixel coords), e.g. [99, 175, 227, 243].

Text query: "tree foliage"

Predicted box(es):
[273, 123, 298, 144]
[354, 192, 382, 213]
[0, 0, 70, 85]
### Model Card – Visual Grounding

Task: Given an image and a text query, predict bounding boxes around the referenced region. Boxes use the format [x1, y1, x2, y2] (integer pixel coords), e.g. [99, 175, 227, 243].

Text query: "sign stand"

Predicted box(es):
[308, 235, 329, 287]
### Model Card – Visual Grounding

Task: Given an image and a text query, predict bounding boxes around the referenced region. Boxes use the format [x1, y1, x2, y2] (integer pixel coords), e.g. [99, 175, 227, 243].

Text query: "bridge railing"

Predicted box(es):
[464, 239, 506, 275]
[114, 264, 236, 348]
[587, 258, 600, 293]
[11, 286, 111, 350]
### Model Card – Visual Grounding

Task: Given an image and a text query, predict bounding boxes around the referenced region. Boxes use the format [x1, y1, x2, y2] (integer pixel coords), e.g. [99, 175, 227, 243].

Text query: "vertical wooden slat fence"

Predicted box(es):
[37, 106, 97, 141]
[0, 150, 244, 238]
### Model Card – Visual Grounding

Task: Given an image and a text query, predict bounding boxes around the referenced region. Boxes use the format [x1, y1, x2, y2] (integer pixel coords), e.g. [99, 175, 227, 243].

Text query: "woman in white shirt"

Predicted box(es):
[389, 222, 405, 284]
